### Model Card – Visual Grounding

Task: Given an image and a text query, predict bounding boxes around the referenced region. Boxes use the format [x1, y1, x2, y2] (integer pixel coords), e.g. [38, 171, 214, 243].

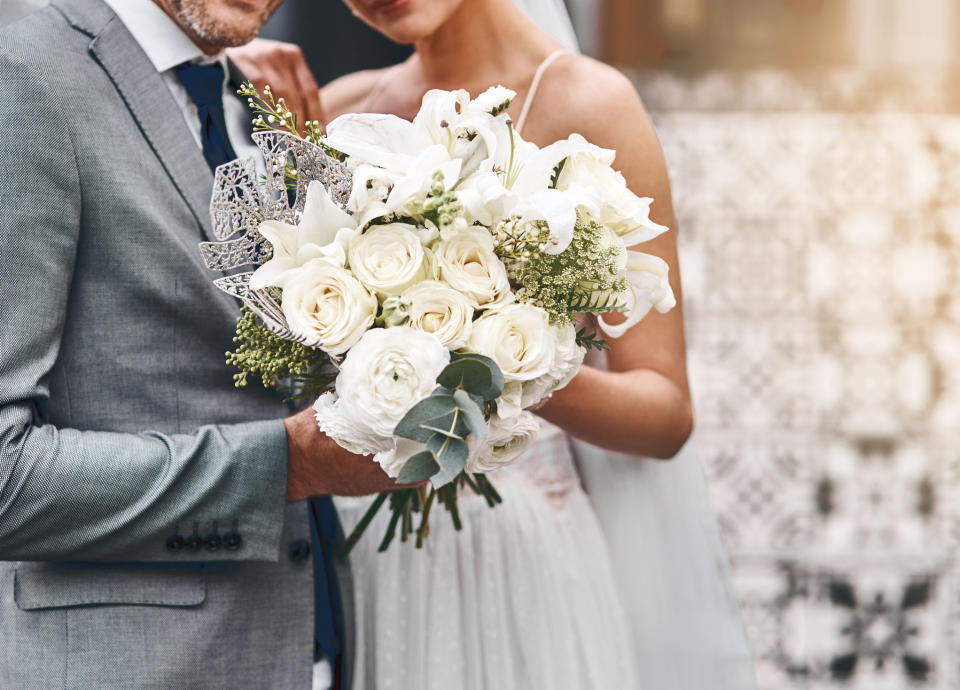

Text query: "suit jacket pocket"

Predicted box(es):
[14, 562, 206, 609]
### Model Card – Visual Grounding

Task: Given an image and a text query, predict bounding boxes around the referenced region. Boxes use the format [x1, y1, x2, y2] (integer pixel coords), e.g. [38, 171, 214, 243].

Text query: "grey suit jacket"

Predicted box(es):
[0, 1, 340, 686]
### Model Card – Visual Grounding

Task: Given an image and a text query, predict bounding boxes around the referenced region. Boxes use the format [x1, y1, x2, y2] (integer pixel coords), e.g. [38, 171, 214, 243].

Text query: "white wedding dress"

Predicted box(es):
[335, 420, 639, 690]
[333, 4, 756, 690]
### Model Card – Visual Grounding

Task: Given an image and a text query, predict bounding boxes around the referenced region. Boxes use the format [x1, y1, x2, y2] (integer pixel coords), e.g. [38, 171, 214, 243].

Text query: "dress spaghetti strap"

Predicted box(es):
[515, 49, 568, 135]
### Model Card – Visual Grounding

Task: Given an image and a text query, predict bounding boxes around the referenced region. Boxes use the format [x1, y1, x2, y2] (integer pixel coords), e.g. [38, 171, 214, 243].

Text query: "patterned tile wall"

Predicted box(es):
[640, 69, 960, 690]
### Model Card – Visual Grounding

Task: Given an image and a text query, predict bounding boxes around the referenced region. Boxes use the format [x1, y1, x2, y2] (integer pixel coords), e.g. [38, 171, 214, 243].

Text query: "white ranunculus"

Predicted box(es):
[348, 223, 430, 297]
[372, 438, 424, 478]
[555, 134, 669, 247]
[312, 391, 392, 456]
[598, 251, 676, 338]
[401, 280, 478, 350]
[465, 411, 540, 474]
[249, 181, 357, 290]
[468, 303, 556, 383]
[434, 227, 511, 307]
[313, 327, 450, 463]
[281, 259, 377, 355]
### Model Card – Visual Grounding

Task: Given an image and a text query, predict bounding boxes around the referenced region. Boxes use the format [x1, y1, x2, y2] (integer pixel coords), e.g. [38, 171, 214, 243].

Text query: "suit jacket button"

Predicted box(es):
[289, 539, 310, 563]
[165, 535, 184, 553]
[204, 533, 222, 551]
[185, 535, 203, 551]
[223, 531, 243, 551]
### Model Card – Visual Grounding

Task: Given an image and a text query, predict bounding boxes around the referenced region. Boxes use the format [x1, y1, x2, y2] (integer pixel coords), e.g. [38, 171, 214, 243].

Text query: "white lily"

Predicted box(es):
[249, 180, 357, 290]
[385, 145, 462, 212]
[326, 87, 515, 180]
[413, 87, 513, 167]
[486, 133, 606, 254]
[598, 251, 676, 338]
[324, 112, 429, 172]
[555, 134, 668, 246]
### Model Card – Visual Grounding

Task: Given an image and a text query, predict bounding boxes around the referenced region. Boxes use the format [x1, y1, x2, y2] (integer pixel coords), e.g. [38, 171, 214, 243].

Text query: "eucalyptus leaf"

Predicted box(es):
[395, 393, 457, 442]
[427, 433, 468, 488]
[449, 352, 505, 399]
[396, 450, 440, 483]
[454, 389, 488, 438]
[437, 359, 491, 396]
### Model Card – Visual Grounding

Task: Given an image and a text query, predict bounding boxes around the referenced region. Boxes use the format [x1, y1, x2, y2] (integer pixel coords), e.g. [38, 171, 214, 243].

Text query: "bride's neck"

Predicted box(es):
[411, 0, 559, 88]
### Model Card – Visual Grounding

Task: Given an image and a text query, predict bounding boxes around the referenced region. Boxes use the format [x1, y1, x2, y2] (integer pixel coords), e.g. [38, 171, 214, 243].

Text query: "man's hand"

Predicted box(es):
[284, 407, 403, 501]
[228, 38, 324, 127]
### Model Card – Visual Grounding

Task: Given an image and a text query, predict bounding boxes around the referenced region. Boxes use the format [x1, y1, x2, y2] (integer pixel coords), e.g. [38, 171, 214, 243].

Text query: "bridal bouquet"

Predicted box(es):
[199, 83, 675, 552]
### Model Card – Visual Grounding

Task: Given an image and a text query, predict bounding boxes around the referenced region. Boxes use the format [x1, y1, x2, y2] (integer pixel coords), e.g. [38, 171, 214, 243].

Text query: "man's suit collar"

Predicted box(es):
[51, 0, 216, 244]
[51, 0, 114, 38]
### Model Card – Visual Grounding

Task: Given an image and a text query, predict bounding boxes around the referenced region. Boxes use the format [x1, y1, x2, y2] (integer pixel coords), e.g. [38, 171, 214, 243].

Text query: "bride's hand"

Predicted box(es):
[228, 38, 325, 128]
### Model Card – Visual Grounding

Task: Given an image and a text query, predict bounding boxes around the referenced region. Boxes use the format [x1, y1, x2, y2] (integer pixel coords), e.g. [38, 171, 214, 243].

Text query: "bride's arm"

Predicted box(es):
[530, 58, 693, 459]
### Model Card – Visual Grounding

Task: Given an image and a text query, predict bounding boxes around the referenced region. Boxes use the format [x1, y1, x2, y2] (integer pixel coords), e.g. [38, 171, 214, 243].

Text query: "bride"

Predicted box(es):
[233, 1, 754, 688]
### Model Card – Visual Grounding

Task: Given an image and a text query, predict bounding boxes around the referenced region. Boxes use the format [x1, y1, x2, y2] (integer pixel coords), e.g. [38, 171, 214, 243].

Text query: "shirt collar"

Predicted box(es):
[103, 0, 225, 72]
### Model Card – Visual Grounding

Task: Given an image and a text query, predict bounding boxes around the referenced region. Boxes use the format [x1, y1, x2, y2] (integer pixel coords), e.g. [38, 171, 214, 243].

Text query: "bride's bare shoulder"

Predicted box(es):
[321, 68, 390, 120]
[531, 54, 667, 191]
[534, 54, 655, 149]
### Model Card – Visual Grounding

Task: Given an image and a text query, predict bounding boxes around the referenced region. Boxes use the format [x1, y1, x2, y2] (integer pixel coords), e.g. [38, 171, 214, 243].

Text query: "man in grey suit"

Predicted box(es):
[0, 0, 395, 687]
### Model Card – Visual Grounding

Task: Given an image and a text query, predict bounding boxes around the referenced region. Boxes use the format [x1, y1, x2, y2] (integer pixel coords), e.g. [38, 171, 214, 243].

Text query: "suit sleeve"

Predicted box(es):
[0, 49, 290, 563]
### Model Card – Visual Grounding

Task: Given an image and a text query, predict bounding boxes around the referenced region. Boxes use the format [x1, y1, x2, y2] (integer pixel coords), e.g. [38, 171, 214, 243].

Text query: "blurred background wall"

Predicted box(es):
[266, 1, 960, 688]
[599, 3, 960, 690]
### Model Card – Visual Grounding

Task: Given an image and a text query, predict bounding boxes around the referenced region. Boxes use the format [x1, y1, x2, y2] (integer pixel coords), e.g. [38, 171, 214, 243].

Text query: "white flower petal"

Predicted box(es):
[512, 135, 613, 197]
[299, 180, 355, 246]
[249, 256, 298, 290]
[598, 251, 675, 338]
[325, 112, 425, 170]
[519, 189, 577, 254]
[257, 220, 299, 259]
[467, 86, 516, 117]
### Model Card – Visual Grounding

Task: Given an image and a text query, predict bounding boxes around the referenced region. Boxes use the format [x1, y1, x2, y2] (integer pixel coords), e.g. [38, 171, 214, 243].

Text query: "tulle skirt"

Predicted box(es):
[335, 422, 639, 690]
[573, 435, 758, 690]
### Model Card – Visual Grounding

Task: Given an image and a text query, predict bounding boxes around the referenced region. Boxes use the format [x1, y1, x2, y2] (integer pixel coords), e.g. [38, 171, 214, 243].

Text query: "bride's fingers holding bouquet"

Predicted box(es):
[228, 38, 325, 128]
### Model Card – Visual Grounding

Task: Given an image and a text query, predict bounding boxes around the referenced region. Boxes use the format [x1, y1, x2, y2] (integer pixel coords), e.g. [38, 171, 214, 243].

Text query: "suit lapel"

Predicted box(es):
[55, 0, 215, 241]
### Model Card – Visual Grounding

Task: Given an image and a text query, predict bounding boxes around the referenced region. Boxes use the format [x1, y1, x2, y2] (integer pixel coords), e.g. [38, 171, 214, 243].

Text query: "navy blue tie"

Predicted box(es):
[174, 62, 237, 172]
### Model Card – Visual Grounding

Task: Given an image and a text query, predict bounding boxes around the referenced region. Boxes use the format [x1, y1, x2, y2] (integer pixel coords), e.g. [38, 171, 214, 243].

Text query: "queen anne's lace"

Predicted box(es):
[200, 131, 353, 345]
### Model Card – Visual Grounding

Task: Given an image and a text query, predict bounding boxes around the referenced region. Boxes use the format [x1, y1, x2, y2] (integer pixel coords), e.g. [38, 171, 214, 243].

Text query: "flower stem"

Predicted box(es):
[341, 492, 389, 557]
[377, 504, 404, 552]
[416, 488, 437, 549]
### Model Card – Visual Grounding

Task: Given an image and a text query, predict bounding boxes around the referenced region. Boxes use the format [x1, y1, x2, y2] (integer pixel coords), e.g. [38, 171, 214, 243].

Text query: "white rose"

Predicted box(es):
[348, 223, 430, 297]
[468, 303, 556, 383]
[313, 328, 450, 469]
[465, 411, 540, 474]
[400, 280, 478, 350]
[434, 227, 510, 307]
[281, 259, 377, 355]
[518, 322, 586, 411]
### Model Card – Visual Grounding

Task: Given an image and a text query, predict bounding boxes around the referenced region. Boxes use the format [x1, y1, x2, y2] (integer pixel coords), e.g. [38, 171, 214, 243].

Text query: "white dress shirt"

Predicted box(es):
[103, 0, 261, 167]
[101, 2, 332, 688]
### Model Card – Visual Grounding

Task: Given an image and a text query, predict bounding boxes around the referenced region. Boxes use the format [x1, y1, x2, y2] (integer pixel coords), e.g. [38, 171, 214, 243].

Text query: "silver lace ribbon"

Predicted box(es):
[200, 131, 352, 342]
